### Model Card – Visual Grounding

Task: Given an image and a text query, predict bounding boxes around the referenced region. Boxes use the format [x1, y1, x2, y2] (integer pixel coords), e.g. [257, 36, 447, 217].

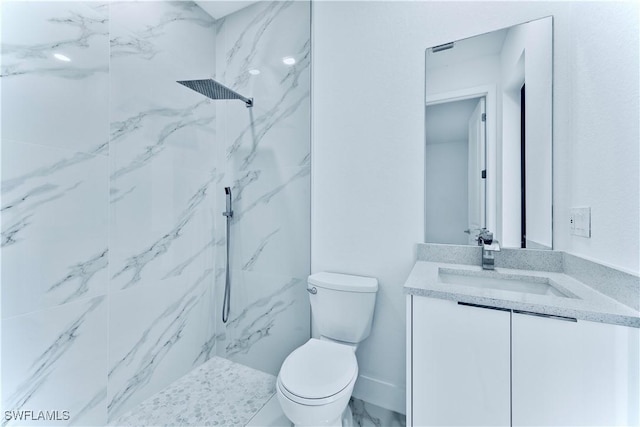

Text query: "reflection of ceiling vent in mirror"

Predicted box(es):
[432, 42, 455, 53]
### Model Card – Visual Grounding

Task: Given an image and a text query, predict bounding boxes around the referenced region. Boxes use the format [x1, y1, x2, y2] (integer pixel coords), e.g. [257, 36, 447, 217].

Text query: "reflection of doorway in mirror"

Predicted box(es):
[468, 97, 486, 245]
[424, 96, 486, 245]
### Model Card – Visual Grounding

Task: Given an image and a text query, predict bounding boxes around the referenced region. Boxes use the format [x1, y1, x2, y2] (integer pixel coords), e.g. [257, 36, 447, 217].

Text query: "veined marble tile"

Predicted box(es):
[220, 84, 310, 173]
[1, 140, 108, 318]
[1, 2, 109, 154]
[106, 2, 220, 421]
[219, 1, 299, 89]
[216, 1, 311, 172]
[109, 164, 216, 291]
[109, 2, 217, 176]
[216, 271, 309, 375]
[212, 0, 311, 379]
[350, 398, 406, 427]
[110, 52, 217, 176]
[107, 270, 215, 421]
[1, 296, 108, 427]
[109, 94, 217, 177]
[109, 1, 215, 74]
[220, 164, 311, 279]
[111, 356, 275, 427]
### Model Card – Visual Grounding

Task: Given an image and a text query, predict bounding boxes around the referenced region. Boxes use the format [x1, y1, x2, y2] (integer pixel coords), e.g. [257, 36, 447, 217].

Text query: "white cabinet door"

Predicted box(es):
[411, 297, 511, 426]
[512, 311, 640, 426]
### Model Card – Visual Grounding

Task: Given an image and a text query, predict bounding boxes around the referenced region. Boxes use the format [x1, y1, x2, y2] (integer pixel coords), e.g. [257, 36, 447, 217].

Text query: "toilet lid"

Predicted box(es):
[279, 339, 357, 399]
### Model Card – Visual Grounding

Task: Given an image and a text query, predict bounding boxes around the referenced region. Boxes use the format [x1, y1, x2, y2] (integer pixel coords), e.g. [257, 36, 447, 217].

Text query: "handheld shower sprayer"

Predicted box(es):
[222, 187, 233, 323]
[223, 187, 233, 218]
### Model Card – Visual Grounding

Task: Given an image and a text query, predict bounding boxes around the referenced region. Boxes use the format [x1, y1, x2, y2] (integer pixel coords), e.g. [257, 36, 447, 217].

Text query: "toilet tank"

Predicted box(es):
[308, 272, 378, 344]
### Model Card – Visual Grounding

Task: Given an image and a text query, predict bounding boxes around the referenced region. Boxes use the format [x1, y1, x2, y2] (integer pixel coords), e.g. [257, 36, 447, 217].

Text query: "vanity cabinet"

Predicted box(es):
[408, 295, 640, 427]
[410, 297, 510, 426]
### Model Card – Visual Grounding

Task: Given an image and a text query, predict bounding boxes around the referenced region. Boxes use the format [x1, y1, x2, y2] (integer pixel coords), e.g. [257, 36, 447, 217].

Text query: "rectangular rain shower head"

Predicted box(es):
[177, 78, 253, 108]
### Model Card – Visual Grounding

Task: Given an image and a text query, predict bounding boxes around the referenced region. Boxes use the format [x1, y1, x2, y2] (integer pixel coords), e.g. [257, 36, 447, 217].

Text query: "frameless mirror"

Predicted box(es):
[424, 17, 552, 249]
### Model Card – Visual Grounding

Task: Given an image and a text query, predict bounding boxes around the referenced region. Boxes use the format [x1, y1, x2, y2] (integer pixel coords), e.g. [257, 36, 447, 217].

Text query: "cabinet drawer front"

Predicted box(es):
[412, 297, 511, 426]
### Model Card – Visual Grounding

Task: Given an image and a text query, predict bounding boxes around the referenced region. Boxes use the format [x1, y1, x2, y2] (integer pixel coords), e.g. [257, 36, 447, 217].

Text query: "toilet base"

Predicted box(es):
[292, 404, 353, 427]
[342, 405, 353, 427]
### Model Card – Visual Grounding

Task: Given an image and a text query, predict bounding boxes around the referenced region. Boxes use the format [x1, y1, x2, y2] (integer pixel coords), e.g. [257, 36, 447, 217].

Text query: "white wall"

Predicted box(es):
[426, 54, 501, 96]
[312, 0, 639, 413]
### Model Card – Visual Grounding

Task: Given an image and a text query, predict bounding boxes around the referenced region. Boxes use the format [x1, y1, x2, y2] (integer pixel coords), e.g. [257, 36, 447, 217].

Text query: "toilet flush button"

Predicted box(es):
[307, 287, 317, 294]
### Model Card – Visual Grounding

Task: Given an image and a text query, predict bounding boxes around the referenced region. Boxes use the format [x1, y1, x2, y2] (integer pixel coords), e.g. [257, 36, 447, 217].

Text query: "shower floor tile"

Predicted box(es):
[111, 356, 275, 426]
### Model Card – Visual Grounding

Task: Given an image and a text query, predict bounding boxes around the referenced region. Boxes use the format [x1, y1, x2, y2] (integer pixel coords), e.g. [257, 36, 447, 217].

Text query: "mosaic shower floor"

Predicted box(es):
[112, 356, 277, 426]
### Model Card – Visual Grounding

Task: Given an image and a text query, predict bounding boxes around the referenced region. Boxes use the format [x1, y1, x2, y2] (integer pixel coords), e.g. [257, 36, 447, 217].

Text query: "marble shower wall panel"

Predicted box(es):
[106, 271, 214, 420]
[107, 1, 218, 421]
[214, 0, 311, 375]
[227, 165, 311, 279]
[1, 3, 110, 425]
[0, 2, 110, 154]
[109, 0, 217, 178]
[2, 1, 219, 425]
[220, 272, 309, 375]
[1, 140, 109, 318]
[218, 1, 311, 172]
[1, 1, 110, 318]
[1, 297, 108, 427]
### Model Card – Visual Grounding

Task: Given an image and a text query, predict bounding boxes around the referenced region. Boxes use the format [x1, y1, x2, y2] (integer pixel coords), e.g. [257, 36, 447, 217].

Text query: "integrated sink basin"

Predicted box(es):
[438, 268, 572, 298]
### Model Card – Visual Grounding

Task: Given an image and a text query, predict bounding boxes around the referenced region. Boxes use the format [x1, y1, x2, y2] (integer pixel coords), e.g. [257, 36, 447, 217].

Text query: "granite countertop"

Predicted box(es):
[404, 260, 640, 328]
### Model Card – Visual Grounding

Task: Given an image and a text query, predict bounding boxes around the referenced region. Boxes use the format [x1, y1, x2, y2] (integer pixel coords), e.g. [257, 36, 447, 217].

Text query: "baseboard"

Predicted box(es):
[352, 374, 405, 415]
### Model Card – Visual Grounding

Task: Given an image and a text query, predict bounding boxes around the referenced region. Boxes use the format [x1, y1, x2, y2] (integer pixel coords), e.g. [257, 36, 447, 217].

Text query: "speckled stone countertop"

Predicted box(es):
[404, 261, 640, 328]
[112, 356, 276, 426]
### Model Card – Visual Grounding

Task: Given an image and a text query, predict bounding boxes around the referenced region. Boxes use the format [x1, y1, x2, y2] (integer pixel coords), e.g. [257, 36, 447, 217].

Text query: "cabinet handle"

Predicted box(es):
[513, 309, 577, 322]
[457, 302, 511, 312]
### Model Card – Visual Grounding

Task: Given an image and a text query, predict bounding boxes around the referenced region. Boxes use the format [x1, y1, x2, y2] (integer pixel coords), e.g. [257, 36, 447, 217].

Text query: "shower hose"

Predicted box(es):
[222, 213, 231, 323]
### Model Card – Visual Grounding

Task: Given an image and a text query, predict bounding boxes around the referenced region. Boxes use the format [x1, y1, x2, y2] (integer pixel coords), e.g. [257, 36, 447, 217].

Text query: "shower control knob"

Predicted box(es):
[307, 287, 317, 295]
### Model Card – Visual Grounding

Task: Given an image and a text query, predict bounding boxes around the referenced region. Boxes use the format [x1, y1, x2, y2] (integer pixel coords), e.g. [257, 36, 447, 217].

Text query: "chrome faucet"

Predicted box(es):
[477, 229, 500, 270]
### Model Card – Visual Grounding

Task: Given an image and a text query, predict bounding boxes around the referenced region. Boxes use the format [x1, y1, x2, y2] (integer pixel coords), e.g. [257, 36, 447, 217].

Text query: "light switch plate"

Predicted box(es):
[570, 207, 591, 238]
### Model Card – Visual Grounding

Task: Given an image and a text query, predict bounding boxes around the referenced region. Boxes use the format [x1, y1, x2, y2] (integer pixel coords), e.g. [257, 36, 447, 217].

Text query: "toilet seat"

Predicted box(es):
[278, 339, 358, 406]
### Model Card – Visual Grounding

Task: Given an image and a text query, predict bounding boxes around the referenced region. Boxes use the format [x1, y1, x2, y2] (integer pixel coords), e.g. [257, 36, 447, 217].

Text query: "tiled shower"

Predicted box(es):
[1, 1, 310, 424]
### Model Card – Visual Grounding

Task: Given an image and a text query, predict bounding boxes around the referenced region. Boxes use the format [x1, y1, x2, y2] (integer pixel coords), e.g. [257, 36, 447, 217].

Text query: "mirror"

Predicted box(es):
[424, 17, 552, 249]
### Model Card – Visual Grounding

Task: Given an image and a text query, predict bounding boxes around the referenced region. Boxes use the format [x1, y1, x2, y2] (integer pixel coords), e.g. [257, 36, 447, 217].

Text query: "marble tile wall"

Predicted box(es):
[213, 0, 311, 375]
[107, 1, 218, 421]
[1, 3, 110, 426]
[2, 1, 311, 425]
[1, 1, 219, 425]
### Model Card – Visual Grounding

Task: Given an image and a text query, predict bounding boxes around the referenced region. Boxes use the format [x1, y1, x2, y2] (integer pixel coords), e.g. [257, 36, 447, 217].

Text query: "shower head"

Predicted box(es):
[177, 78, 253, 108]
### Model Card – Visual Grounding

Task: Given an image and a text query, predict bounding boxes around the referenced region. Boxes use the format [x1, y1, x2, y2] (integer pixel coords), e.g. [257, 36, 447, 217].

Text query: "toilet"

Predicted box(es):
[277, 272, 378, 427]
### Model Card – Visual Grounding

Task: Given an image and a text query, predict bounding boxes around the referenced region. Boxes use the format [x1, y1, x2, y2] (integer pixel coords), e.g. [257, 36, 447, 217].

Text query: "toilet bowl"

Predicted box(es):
[277, 272, 378, 427]
[277, 339, 357, 426]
